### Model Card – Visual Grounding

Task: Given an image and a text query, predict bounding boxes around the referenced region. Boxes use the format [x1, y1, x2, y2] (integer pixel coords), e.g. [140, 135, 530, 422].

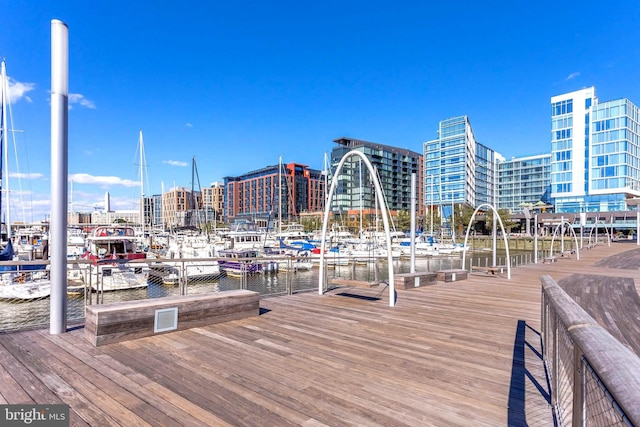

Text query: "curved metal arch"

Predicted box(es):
[587, 220, 611, 247]
[461, 204, 511, 280]
[318, 150, 396, 307]
[550, 220, 581, 259]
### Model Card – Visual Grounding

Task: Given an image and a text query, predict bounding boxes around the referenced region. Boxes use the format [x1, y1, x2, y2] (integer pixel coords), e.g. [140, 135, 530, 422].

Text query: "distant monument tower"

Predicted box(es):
[105, 191, 111, 212]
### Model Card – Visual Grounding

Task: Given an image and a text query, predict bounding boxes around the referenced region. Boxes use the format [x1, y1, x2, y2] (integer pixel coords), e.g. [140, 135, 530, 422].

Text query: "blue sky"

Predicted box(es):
[2, 0, 640, 222]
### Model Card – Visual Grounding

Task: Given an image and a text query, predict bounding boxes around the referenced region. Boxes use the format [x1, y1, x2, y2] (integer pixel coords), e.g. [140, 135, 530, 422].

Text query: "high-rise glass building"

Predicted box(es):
[498, 153, 552, 212]
[476, 142, 503, 208]
[424, 116, 501, 209]
[329, 137, 423, 215]
[551, 87, 640, 212]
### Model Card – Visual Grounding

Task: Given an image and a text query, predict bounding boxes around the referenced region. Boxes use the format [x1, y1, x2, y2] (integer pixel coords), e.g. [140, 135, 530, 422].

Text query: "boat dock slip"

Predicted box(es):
[0, 242, 639, 425]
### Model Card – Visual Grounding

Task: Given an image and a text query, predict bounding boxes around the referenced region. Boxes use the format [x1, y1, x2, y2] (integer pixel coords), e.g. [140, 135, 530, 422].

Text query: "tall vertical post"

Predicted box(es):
[50, 19, 69, 334]
[410, 174, 416, 281]
[637, 210, 639, 246]
[534, 214, 538, 264]
[492, 210, 497, 267]
[560, 216, 565, 254]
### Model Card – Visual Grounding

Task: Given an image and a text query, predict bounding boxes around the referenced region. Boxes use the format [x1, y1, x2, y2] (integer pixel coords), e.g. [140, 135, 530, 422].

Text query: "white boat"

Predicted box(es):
[0, 271, 51, 300]
[13, 226, 47, 260]
[162, 271, 180, 286]
[218, 248, 264, 277]
[165, 235, 221, 282]
[221, 220, 267, 250]
[277, 252, 313, 272]
[81, 226, 148, 291]
[270, 222, 310, 243]
[395, 234, 464, 257]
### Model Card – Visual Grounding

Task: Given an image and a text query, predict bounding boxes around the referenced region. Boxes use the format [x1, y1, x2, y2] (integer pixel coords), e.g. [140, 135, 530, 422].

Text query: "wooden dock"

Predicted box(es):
[1, 242, 639, 426]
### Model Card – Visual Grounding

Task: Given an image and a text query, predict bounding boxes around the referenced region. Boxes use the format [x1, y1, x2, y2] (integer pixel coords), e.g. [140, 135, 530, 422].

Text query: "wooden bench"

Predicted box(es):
[473, 265, 508, 275]
[328, 278, 380, 288]
[394, 272, 437, 290]
[85, 289, 259, 346]
[436, 269, 468, 282]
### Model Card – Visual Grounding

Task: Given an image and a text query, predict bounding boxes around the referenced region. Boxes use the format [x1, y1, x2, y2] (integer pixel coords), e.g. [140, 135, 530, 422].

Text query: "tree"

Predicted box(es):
[396, 210, 411, 231]
[456, 204, 478, 236]
[484, 208, 516, 234]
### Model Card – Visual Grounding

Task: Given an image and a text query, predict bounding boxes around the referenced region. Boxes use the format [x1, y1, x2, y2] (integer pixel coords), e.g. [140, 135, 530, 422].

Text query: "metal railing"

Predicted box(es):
[0, 251, 532, 332]
[541, 275, 640, 426]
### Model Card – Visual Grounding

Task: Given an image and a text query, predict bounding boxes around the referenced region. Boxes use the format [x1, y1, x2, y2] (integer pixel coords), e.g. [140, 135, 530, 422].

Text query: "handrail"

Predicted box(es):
[541, 274, 640, 426]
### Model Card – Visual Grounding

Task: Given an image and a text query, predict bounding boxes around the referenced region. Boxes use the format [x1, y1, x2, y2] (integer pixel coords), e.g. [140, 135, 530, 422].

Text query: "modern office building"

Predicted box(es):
[151, 194, 163, 228]
[476, 142, 503, 208]
[329, 137, 423, 217]
[550, 87, 640, 212]
[223, 162, 325, 224]
[161, 186, 202, 228]
[202, 182, 224, 224]
[498, 153, 552, 212]
[424, 116, 501, 210]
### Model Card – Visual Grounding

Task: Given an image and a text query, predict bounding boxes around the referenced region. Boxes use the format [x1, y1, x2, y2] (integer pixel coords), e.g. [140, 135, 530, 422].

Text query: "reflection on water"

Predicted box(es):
[0, 251, 526, 331]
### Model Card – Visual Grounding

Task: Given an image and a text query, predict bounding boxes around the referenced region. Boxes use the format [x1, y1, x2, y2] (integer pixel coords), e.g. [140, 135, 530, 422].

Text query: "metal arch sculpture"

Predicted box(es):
[587, 219, 611, 247]
[461, 204, 511, 280]
[318, 150, 396, 307]
[550, 220, 581, 259]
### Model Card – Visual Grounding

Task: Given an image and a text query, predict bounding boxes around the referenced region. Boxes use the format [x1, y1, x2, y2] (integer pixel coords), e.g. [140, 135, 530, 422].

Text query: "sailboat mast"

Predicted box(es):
[1, 60, 10, 239]
[191, 157, 206, 234]
[139, 131, 145, 239]
[429, 176, 433, 235]
[323, 152, 329, 203]
[278, 156, 282, 235]
[0, 60, 5, 232]
[191, 157, 196, 228]
[359, 159, 363, 234]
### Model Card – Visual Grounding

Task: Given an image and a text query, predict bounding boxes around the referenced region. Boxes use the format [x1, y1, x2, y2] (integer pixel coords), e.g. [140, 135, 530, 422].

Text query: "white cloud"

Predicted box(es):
[163, 160, 188, 167]
[186, 123, 193, 128]
[68, 93, 96, 109]
[9, 172, 45, 180]
[70, 173, 140, 187]
[565, 72, 580, 81]
[6, 77, 35, 104]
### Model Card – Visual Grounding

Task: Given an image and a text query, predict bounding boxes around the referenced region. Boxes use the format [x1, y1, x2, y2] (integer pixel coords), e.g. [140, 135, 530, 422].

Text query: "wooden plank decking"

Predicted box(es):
[0, 242, 639, 426]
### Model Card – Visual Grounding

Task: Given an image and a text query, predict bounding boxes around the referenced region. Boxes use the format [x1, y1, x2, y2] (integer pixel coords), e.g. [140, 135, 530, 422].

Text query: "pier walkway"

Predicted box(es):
[0, 242, 638, 426]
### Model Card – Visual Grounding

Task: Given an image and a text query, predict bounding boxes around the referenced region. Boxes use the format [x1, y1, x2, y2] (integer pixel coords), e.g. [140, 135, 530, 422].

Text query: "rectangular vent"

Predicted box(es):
[154, 307, 178, 333]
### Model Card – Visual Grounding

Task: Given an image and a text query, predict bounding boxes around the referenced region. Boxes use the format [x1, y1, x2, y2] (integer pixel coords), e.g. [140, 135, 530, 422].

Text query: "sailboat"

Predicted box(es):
[0, 59, 51, 300]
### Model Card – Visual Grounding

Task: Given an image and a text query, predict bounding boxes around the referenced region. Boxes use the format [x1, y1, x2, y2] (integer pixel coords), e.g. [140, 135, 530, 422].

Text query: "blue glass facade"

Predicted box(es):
[330, 138, 422, 214]
[551, 88, 640, 212]
[424, 116, 499, 209]
[498, 154, 552, 212]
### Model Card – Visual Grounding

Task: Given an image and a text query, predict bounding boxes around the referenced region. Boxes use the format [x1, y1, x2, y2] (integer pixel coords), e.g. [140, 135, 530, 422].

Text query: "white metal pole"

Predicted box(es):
[410, 173, 416, 275]
[492, 210, 497, 267]
[560, 216, 565, 253]
[139, 131, 145, 238]
[534, 214, 538, 264]
[50, 19, 69, 334]
[1, 60, 11, 239]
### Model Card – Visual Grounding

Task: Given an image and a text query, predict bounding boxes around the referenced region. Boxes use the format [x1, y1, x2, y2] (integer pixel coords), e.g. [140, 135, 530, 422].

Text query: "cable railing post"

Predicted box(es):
[573, 349, 585, 427]
[552, 312, 559, 416]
